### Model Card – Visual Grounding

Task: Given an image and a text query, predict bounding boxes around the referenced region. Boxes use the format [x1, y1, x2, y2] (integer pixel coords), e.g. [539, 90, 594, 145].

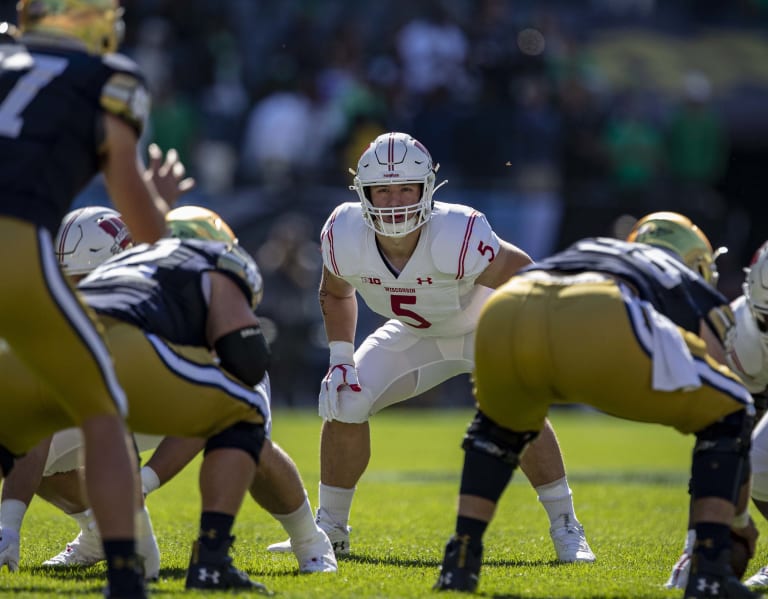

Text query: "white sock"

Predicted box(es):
[0, 499, 27, 533]
[140, 466, 161, 496]
[535, 476, 577, 526]
[318, 483, 355, 527]
[71, 509, 98, 533]
[272, 492, 320, 546]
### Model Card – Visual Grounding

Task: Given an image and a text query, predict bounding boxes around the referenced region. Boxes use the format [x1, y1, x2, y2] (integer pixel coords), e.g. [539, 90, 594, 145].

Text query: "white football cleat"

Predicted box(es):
[42, 529, 105, 567]
[745, 565, 768, 588]
[268, 508, 351, 557]
[137, 532, 160, 581]
[550, 515, 596, 563]
[294, 530, 338, 573]
[664, 551, 691, 589]
[267, 538, 292, 553]
[136, 506, 160, 581]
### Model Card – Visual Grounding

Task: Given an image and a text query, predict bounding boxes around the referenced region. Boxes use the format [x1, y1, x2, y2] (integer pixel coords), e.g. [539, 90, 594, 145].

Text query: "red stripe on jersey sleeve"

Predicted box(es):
[323, 209, 341, 276]
[456, 211, 478, 280]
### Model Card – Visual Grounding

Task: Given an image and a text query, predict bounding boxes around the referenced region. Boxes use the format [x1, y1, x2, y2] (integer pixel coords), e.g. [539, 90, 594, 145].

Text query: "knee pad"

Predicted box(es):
[691, 409, 753, 502]
[0, 444, 15, 477]
[334, 386, 374, 424]
[215, 325, 271, 387]
[204, 421, 266, 465]
[461, 410, 538, 466]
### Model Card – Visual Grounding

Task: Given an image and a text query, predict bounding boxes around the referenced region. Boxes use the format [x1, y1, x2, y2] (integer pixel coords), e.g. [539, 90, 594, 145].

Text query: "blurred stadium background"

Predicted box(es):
[6, 0, 767, 407]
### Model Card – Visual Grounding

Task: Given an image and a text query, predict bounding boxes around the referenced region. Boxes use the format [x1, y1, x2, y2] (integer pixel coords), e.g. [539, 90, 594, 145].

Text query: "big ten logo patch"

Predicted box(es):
[362, 276, 382, 285]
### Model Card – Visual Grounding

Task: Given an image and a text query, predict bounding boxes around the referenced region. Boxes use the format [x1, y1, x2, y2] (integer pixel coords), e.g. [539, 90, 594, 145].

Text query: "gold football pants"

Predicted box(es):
[0, 317, 267, 456]
[0, 218, 126, 455]
[474, 274, 751, 435]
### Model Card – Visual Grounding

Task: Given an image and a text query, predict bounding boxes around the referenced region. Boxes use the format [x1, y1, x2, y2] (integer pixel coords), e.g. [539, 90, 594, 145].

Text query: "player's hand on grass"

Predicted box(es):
[0, 528, 20, 572]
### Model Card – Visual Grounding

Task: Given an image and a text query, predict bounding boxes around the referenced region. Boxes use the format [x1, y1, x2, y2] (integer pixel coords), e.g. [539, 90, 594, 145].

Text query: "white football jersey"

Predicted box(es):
[726, 296, 768, 394]
[321, 201, 500, 338]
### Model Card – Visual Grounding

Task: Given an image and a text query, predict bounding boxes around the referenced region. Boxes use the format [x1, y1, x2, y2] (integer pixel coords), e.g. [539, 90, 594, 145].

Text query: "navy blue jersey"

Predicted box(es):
[78, 238, 260, 347]
[524, 237, 728, 333]
[0, 38, 148, 232]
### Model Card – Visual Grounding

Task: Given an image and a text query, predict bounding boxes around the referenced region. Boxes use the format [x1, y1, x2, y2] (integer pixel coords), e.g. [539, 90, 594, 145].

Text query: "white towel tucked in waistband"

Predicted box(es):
[648, 306, 701, 392]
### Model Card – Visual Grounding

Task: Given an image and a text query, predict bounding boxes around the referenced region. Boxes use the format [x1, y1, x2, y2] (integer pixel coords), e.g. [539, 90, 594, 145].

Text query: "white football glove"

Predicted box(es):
[319, 341, 361, 421]
[0, 528, 20, 572]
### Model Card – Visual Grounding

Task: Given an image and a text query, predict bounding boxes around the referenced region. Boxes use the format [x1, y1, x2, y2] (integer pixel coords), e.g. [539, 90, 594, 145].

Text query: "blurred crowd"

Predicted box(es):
[15, 0, 768, 405]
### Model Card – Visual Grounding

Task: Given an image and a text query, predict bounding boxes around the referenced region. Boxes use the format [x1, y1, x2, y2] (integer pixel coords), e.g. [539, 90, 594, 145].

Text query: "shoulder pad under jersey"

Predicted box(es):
[216, 244, 264, 309]
[320, 202, 368, 277]
[430, 202, 500, 279]
[726, 296, 768, 393]
[100, 53, 149, 137]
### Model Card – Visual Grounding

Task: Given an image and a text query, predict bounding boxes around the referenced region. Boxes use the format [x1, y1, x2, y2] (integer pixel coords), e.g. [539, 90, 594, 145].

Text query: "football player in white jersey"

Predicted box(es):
[666, 239, 768, 590]
[268, 131, 595, 563]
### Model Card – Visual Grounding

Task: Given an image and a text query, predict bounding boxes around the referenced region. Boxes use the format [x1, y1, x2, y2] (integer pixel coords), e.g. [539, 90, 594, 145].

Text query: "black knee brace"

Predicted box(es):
[0, 444, 15, 477]
[214, 325, 271, 387]
[691, 409, 753, 503]
[204, 421, 266, 465]
[461, 410, 538, 467]
[460, 446, 516, 501]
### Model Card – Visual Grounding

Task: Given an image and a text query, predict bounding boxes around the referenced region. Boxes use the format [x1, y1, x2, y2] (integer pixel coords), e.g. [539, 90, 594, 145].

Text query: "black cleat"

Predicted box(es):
[685, 551, 765, 599]
[434, 535, 482, 593]
[103, 553, 147, 599]
[185, 535, 272, 594]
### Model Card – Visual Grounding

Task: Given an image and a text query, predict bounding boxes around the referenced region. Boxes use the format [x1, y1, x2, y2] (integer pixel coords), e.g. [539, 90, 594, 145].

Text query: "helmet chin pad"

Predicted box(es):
[375, 211, 422, 237]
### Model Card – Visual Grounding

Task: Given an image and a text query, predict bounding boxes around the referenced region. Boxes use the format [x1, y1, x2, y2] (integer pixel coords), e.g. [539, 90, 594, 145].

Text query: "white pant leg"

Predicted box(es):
[44, 428, 85, 476]
[334, 319, 474, 423]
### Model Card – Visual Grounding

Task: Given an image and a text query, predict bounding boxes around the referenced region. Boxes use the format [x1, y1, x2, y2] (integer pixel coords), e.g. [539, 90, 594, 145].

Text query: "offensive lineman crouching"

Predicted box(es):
[435, 212, 761, 599]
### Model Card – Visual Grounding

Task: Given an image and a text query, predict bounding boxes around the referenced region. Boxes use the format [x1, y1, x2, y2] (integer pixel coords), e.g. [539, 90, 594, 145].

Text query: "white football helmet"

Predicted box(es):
[350, 132, 445, 237]
[743, 241, 768, 333]
[55, 206, 132, 275]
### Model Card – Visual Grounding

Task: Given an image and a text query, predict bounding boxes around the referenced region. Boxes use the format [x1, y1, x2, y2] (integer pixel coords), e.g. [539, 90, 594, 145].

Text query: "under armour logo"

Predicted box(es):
[197, 567, 221, 584]
[417, 277, 433, 285]
[695, 577, 720, 595]
[200, 528, 219, 541]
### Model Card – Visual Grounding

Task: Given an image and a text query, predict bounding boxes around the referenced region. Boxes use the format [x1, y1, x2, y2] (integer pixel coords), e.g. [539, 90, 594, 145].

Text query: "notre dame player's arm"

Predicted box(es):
[98, 67, 166, 242]
[101, 113, 167, 243]
[207, 271, 270, 387]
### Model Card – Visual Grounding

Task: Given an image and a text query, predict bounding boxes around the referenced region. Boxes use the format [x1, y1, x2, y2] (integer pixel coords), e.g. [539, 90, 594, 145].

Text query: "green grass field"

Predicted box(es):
[2, 407, 765, 598]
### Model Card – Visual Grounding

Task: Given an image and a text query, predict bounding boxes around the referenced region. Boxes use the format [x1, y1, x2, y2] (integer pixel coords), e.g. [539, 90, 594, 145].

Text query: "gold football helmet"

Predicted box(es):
[627, 211, 727, 285]
[165, 206, 238, 245]
[17, 0, 124, 55]
[166, 205, 264, 308]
